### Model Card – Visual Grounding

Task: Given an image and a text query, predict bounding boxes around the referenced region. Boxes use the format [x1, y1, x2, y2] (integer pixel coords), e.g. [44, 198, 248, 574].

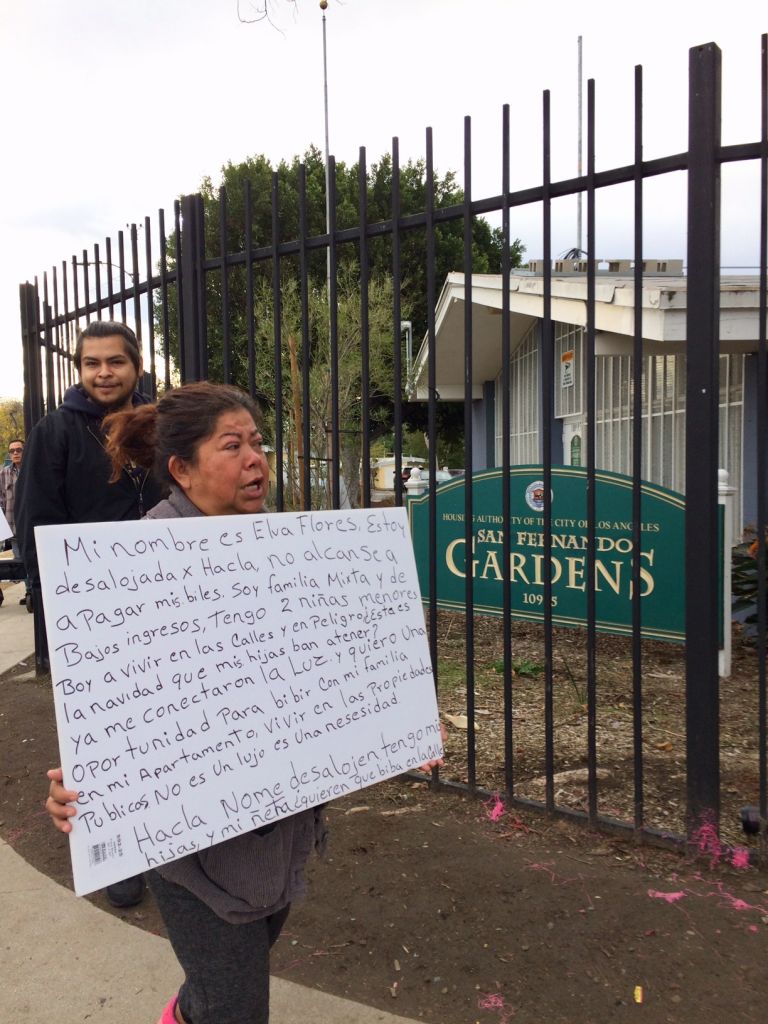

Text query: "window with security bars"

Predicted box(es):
[494, 322, 540, 464]
[554, 323, 584, 418]
[495, 332, 744, 537]
[593, 352, 743, 537]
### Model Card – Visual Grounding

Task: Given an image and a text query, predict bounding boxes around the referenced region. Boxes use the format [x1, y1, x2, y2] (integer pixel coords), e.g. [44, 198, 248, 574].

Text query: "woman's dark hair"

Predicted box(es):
[74, 321, 142, 372]
[104, 382, 261, 487]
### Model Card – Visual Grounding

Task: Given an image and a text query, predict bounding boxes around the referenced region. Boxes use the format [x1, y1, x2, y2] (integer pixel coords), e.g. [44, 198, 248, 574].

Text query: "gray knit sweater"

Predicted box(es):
[143, 486, 327, 923]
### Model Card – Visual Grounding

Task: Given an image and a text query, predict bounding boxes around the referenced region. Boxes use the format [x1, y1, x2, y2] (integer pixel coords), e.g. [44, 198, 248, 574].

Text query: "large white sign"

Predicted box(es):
[36, 507, 441, 896]
[0, 507, 11, 541]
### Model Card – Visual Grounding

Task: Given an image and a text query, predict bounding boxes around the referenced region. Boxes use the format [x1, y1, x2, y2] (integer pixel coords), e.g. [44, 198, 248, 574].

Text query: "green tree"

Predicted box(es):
[157, 146, 524, 379]
[251, 265, 402, 509]
[153, 148, 525, 480]
[0, 400, 25, 459]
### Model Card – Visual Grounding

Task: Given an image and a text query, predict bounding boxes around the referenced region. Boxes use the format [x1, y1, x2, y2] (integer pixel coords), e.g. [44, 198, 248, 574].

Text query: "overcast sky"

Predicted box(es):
[0, 0, 765, 400]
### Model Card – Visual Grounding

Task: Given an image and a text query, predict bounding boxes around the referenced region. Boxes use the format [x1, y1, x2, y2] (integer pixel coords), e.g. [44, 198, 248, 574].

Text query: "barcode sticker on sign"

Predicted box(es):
[87, 835, 124, 867]
[88, 842, 107, 866]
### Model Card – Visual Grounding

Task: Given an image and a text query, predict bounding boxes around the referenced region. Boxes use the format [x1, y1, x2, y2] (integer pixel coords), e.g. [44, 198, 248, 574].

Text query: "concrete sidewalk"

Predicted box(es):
[0, 577, 36, 679]
[0, 581, 417, 1024]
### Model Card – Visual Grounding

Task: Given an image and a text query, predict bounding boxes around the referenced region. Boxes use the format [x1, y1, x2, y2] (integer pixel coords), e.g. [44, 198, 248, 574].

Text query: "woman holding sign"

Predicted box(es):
[46, 380, 444, 1024]
[46, 383, 325, 1024]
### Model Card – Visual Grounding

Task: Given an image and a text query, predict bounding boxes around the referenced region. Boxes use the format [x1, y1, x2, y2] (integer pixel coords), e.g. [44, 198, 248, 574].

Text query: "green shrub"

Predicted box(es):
[732, 537, 766, 640]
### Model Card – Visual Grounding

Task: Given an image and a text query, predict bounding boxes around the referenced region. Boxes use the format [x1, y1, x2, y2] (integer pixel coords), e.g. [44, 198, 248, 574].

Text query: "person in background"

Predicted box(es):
[0, 438, 31, 605]
[16, 320, 164, 909]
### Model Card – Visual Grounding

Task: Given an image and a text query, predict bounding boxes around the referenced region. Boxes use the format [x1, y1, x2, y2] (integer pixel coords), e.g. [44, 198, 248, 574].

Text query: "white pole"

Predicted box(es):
[577, 35, 583, 253]
[718, 468, 735, 678]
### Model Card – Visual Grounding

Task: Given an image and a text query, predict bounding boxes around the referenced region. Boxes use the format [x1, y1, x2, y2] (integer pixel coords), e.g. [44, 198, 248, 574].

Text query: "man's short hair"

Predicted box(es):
[9, 438, 24, 448]
[74, 321, 142, 373]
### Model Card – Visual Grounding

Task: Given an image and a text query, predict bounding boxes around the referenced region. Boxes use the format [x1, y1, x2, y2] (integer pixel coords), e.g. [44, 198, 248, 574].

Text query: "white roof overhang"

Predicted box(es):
[412, 272, 767, 397]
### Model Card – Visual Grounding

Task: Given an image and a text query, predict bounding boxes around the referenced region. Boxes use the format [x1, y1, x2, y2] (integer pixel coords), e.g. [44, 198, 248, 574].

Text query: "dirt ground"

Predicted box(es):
[430, 612, 764, 851]
[1, 640, 766, 1024]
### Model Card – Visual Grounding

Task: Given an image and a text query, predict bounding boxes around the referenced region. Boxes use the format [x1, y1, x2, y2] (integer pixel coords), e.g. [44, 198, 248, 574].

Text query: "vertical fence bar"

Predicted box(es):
[144, 216, 156, 399]
[174, 200, 184, 384]
[392, 138, 404, 509]
[61, 261, 71, 388]
[159, 209, 171, 392]
[94, 243, 102, 318]
[196, 200, 208, 379]
[105, 237, 115, 319]
[70, 263, 80, 392]
[179, 194, 204, 381]
[756, 34, 767, 847]
[425, 127, 439, 688]
[298, 165, 312, 510]
[501, 103, 515, 798]
[631, 63, 646, 833]
[271, 172, 284, 512]
[220, 187, 232, 385]
[685, 42, 722, 834]
[43, 273, 60, 407]
[19, 279, 48, 674]
[585, 78, 599, 826]
[359, 147, 371, 510]
[71, 256, 80, 345]
[541, 112, 557, 809]
[328, 156, 340, 509]
[52, 267, 62, 390]
[82, 249, 91, 324]
[51, 269, 63, 400]
[130, 225, 142, 378]
[41, 275, 55, 411]
[462, 115, 477, 789]
[118, 231, 127, 324]
[19, 283, 43, 434]
[542, 91, 555, 814]
[244, 181, 256, 400]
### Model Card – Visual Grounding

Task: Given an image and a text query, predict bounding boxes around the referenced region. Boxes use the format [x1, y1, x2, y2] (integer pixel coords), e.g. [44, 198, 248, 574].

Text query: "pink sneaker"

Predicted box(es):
[157, 995, 178, 1024]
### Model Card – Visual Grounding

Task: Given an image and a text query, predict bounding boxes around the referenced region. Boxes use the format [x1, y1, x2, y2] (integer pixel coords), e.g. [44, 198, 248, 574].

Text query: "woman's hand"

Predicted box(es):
[45, 768, 79, 834]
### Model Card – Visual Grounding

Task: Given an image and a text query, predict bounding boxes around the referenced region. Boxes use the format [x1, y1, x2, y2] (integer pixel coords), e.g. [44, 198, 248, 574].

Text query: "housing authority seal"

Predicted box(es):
[524, 480, 548, 512]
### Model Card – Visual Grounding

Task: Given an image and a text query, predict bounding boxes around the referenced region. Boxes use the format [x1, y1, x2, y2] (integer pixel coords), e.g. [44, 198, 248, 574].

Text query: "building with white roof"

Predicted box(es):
[412, 265, 766, 538]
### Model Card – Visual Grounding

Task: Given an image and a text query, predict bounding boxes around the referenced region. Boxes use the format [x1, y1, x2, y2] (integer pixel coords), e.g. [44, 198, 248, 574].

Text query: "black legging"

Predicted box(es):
[147, 871, 291, 1024]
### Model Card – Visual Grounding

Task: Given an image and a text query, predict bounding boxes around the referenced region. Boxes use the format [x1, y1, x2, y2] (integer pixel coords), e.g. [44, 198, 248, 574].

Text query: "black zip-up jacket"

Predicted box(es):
[16, 385, 165, 588]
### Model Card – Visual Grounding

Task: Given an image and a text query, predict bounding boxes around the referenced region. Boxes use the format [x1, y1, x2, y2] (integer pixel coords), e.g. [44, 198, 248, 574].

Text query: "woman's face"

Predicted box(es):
[170, 408, 269, 516]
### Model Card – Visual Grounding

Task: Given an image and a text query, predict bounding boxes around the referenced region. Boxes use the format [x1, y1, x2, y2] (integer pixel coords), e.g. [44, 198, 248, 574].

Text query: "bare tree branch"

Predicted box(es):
[236, 0, 340, 30]
[236, 0, 299, 30]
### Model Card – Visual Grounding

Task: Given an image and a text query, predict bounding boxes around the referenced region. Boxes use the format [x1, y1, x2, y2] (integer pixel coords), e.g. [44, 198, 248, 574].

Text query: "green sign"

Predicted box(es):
[407, 466, 690, 643]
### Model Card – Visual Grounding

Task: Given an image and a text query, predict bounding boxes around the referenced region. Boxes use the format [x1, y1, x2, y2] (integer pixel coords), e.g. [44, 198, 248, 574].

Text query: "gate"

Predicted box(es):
[18, 41, 768, 852]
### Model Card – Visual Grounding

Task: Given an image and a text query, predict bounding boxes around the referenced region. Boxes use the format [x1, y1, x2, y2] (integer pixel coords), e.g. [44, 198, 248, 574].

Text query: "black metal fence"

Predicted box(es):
[18, 40, 768, 852]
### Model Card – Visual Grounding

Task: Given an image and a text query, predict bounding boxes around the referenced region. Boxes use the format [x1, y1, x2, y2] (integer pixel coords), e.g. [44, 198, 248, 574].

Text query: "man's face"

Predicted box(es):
[8, 442, 23, 467]
[78, 335, 141, 411]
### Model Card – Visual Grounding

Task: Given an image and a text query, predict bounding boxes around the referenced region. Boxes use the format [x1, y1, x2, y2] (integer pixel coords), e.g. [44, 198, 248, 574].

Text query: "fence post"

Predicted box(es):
[179, 193, 206, 381]
[19, 282, 44, 434]
[405, 466, 427, 497]
[19, 282, 51, 673]
[684, 42, 722, 835]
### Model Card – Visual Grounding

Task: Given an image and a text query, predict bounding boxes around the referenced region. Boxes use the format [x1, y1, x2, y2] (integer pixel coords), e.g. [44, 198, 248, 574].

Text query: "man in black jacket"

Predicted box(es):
[16, 319, 165, 908]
